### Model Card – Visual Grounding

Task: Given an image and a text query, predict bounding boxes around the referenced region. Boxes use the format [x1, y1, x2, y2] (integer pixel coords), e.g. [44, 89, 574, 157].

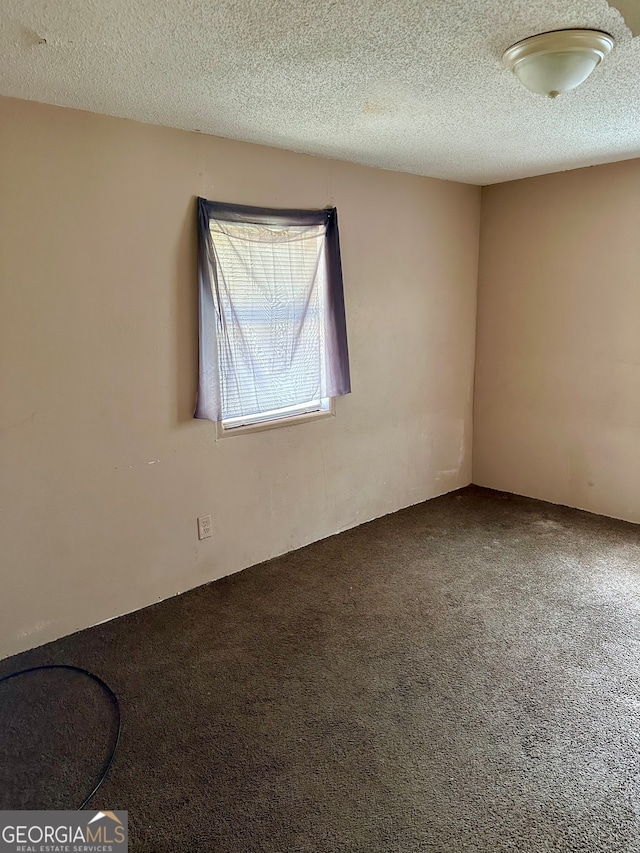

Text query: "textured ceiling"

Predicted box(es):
[1, 0, 639, 184]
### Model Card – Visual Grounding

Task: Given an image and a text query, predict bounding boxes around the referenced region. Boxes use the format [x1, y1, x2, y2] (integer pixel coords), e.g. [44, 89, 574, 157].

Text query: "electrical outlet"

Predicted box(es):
[197, 514, 212, 540]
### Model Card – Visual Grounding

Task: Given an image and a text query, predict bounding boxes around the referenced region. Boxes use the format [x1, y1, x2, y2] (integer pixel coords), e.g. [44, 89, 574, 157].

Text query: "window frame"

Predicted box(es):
[216, 397, 335, 439]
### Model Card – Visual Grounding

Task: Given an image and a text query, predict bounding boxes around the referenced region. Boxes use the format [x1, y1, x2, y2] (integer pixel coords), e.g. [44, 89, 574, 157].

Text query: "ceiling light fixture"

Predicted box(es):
[503, 29, 614, 98]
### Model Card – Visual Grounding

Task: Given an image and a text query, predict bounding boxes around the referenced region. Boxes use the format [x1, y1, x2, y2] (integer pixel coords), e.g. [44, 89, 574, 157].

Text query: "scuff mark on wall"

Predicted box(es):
[17, 619, 55, 639]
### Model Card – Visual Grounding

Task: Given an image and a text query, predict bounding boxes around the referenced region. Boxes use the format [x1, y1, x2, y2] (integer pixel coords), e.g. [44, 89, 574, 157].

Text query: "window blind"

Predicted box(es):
[210, 219, 327, 420]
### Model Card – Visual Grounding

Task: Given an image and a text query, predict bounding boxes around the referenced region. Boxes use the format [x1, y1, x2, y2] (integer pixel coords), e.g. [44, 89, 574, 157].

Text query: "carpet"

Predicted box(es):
[2, 485, 640, 852]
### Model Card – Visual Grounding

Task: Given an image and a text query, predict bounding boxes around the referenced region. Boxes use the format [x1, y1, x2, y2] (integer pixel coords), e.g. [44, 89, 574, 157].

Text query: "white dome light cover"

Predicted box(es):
[503, 29, 614, 98]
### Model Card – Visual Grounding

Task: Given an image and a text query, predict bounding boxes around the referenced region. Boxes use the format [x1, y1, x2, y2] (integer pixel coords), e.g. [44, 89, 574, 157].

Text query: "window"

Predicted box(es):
[195, 199, 351, 432]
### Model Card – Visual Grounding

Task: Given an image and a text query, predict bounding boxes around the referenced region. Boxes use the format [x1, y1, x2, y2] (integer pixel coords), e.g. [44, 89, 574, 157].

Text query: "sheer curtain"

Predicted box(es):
[195, 199, 351, 423]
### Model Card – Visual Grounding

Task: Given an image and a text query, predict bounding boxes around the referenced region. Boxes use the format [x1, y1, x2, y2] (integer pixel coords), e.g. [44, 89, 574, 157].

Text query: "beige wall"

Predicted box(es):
[474, 159, 640, 524]
[0, 96, 480, 658]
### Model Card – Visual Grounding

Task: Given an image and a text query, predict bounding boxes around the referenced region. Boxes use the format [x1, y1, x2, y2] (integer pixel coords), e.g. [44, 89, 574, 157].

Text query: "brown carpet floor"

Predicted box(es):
[2, 485, 640, 852]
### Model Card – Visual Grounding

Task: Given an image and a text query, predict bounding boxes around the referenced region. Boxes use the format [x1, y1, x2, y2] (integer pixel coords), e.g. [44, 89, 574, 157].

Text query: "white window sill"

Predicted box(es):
[215, 400, 335, 439]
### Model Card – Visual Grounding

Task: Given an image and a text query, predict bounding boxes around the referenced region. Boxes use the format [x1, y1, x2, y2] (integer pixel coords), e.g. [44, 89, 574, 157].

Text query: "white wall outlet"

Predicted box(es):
[197, 514, 212, 540]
